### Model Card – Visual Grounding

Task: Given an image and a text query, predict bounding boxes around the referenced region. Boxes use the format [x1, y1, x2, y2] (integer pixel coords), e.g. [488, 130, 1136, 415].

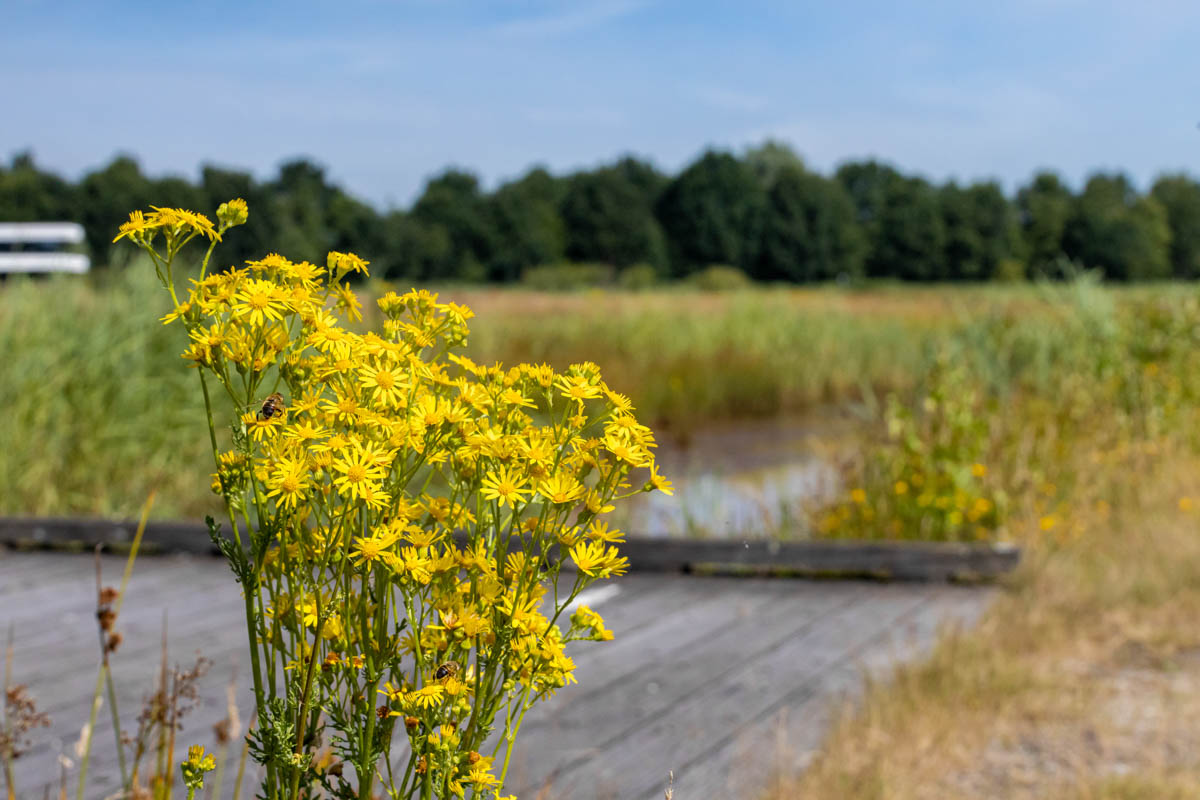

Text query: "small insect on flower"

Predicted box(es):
[434, 660, 460, 682]
[258, 392, 286, 421]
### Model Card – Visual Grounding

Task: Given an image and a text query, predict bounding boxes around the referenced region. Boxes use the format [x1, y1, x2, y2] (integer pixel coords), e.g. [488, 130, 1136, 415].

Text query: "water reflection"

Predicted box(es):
[616, 416, 847, 539]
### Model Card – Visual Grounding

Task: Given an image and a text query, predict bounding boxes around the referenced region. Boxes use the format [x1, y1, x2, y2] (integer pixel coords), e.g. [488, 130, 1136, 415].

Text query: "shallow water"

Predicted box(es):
[616, 415, 850, 539]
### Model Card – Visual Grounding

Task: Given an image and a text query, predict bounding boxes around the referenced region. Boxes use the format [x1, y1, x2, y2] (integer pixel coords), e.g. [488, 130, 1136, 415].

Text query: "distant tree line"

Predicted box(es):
[3, 142, 1199, 283]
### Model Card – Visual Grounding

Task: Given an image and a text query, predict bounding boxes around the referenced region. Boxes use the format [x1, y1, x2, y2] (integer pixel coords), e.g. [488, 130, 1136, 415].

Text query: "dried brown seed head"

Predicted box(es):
[96, 608, 117, 632]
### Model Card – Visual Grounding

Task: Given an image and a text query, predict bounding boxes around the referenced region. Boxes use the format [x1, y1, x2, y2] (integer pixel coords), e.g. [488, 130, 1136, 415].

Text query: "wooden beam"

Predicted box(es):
[0, 516, 1019, 581]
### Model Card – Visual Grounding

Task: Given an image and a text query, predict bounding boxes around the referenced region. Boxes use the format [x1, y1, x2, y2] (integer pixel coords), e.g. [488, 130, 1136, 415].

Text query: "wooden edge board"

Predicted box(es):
[0, 516, 1020, 581]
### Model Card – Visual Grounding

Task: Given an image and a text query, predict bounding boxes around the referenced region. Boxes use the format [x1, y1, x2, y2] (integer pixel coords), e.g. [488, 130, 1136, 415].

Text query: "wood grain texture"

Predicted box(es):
[1, 553, 994, 800]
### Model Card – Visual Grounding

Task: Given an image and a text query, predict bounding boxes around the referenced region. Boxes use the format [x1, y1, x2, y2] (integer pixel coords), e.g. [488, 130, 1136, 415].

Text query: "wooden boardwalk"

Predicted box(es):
[1, 551, 993, 800]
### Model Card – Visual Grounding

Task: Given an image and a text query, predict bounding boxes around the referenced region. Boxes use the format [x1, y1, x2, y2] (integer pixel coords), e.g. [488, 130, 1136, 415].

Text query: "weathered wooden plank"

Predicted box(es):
[522, 580, 857, 731]
[508, 582, 851, 795]
[3, 556, 231, 630]
[506, 581, 863, 795]
[18, 685, 251, 800]
[1, 516, 1022, 581]
[14, 594, 252, 791]
[15, 626, 245, 755]
[543, 573, 678, 636]
[636, 538, 1019, 580]
[540, 585, 937, 799]
[29, 608, 250, 721]
[4, 553, 996, 800]
[0, 551, 110, 597]
[0, 517, 216, 555]
[661, 585, 995, 800]
[6, 560, 238, 662]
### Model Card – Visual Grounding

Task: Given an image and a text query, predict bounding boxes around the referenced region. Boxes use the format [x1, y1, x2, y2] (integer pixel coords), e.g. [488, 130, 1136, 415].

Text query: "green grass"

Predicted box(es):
[5, 270, 1200, 521]
[0, 268, 215, 518]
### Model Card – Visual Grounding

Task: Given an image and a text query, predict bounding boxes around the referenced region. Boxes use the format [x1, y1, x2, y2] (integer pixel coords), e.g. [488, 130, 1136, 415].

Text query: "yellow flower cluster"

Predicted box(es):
[821, 356, 1006, 543]
[119, 201, 668, 800]
[115, 206, 221, 246]
[180, 745, 216, 795]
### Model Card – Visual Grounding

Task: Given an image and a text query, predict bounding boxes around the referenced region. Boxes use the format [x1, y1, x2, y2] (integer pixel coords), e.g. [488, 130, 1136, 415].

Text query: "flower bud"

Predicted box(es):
[216, 198, 249, 227]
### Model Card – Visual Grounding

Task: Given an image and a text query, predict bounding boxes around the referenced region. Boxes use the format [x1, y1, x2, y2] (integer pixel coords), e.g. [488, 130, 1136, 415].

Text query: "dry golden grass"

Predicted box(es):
[765, 443, 1200, 799]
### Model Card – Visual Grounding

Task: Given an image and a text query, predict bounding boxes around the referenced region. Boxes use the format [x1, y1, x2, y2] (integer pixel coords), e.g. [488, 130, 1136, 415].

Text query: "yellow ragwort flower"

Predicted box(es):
[331, 445, 388, 504]
[265, 458, 310, 510]
[480, 465, 532, 508]
[538, 473, 585, 505]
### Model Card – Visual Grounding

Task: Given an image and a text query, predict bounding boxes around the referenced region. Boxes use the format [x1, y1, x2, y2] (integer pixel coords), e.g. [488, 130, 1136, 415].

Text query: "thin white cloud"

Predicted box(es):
[489, 0, 647, 39]
[692, 86, 770, 114]
[523, 106, 627, 126]
[743, 79, 1088, 189]
[893, 81, 1067, 124]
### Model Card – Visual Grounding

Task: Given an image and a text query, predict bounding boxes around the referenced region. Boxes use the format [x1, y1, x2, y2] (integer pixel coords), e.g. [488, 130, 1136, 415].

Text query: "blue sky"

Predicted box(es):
[3, 0, 1199, 208]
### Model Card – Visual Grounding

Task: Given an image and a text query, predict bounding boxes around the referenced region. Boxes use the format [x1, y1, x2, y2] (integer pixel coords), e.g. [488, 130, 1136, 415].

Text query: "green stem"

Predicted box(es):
[231, 717, 253, 800]
[104, 666, 128, 785]
[74, 675, 104, 800]
[289, 615, 325, 800]
[199, 370, 274, 797]
[208, 743, 228, 800]
[497, 688, 534, 789]
[358, 672, 382, 800]
[198, 372, 225, 501]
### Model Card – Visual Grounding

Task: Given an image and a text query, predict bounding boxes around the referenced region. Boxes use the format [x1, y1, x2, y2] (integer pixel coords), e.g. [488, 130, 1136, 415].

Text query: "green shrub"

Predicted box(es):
[685, 264, 753, 291]
[616, 262, 660, 290]
[519, 262, 614, 291]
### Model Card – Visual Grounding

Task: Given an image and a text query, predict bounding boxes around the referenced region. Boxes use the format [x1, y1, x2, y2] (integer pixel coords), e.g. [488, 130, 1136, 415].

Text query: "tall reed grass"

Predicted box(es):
[5, 271, 1199, 525]
[0, 266, 214, 518]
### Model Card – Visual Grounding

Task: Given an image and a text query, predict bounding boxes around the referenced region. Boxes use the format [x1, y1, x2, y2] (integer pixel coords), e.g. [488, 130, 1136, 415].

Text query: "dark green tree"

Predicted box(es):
[408, 169, 495, 281]
[78, 156, 162, 267]
[610, 156, 669, 206]
[560, 165, 666, 270]
[0, 152, 78, 225]
[1064, 173, 1171, 281]
[200, 165, 274, 267]
[266, 159, 338, 264]
[327, 188, 385, 266]
[1151, 173, 1200, 278]
[873, 175, 945, 281]
[939, 181, 1020, 280]
[487, 167, 567, 281]
[835, 160, 902, 277]
[744, 140, 806, 190]
[655, 150, 766, 276]
[758, 165, 865, 282]
[380, 211, 454, 281]
[1016, 171, 1072, 274]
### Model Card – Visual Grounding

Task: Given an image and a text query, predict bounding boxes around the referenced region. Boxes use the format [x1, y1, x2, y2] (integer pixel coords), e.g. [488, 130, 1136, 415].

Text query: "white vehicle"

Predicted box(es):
[0, 222, 90, 274]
